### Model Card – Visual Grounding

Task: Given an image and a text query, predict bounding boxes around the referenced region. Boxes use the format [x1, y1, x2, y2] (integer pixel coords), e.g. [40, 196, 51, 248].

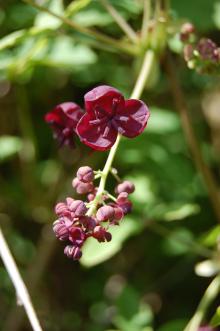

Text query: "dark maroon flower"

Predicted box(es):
[115, 181, 135, 195]
[76, 86, 150, 151]
[96, 205, 115, 222]
[69, 227, 85, 246]
[77, 166, 94, 183]
[64, 245, 82, 260]
[79, 216, 96, 231]
[92, 226, 112, 242]
[45, 102, 84, 147]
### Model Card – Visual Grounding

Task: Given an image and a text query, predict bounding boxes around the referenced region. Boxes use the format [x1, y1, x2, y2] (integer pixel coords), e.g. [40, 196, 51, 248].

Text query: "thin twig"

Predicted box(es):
[100, 0, 139, 44]
[22, 0, 137, 56]
[165, 55, 220, 223]
[0, 227, 43, 331]
[183, 274, 220, 331]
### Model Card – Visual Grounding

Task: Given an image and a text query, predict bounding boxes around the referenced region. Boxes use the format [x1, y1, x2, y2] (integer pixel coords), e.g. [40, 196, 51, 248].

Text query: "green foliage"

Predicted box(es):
[0, 136, 22, 162]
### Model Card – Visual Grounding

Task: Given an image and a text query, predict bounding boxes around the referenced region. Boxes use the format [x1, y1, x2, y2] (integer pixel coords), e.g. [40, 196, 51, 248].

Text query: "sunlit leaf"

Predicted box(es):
[80, 217, 141, 267]
[35, 0, 64, 28]
[65, 0, 92, 17]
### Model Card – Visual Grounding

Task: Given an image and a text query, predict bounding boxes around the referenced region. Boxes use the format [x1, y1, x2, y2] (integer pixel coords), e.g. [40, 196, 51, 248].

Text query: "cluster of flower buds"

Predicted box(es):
[52, 166, 135, 260]
[179, 23, 220, 73]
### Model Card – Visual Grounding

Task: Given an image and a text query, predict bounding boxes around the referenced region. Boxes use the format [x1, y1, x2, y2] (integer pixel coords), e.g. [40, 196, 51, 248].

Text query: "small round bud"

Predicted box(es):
[53, 217, 72, 240]
[115, 181, 135, 195]
[64, 245, 82, 260]
[77, 166, 94, 183]
[54, 202, 69, 216]
[68, 200, 87, 216]
[96, 205, 115, 222]
[92, 226, 112, 242]
[183, 44, 194, 62]
[116, 192, 129, 204]
[118, 200, 132, 215]
[113, 206, 124, 221]
[72, 177, 94, 194]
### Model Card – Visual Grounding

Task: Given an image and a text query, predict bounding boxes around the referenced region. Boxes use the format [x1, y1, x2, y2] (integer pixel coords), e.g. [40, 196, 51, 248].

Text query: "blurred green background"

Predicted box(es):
[0, 0, 220, 330]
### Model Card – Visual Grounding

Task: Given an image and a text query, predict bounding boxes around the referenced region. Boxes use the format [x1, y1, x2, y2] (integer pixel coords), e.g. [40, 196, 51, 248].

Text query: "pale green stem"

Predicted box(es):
[87, 50, 155, 217]
[22, 0, 137, 56]
[141, 0, 152, 42]
[100, 0, 139, 44]
[0, 228, 43, 331]
[184, 274, 220, 331]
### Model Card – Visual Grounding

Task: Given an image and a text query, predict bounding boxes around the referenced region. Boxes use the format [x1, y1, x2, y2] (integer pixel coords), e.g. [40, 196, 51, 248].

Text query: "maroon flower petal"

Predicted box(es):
[113, 99, 150, 138]
[84, 85, 125, 116]
[76, 113, 118, 151]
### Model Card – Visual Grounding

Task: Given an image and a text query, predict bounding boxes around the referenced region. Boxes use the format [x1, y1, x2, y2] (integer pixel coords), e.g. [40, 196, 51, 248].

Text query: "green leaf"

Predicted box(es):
[74, 9, 112, 27]
[35, 0, 64, 28]
[163, 227, 194, 255]
[211, 306, 220, 327]
[0, 136, 22, 162]
[80, 217, 141, 267]
[46, 36, 97, 67]
[65, 0, 92, 17]
[213, 2, 220, 29]
[158, 319, 188, 331]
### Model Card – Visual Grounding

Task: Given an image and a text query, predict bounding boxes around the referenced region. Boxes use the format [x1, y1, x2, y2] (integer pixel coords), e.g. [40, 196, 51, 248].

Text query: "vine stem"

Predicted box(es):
[22, 0, 137, 56]
[87, 50, 155, 217]
[183, 274, 220, 331]
[100, 0, 139, 44]
[0, 227, 43, 331]
[165, 55, 220, 223]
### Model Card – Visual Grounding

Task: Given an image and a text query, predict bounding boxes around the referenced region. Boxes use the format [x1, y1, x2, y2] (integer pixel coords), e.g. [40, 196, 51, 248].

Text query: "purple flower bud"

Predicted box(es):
[96, 205, 115, 222]
[54, 202, 69, 216]
[180, 22, 195, 42]
[72, 177, 94, 194]
[115, 181, 135, 195]
[87, 192, 96, 202]
[198, 327, 215, 331]
[77, 166, 94, 183]
[68, 200, 87, 216]
[116, 192, 129, 204]
[117, 200, 132, 215]
[113, 206, 124, 221]
[79, 216, 96, 231]
[92, 226, 112, 242]
[53, 217, 72, 240]
[64, 245, 82, 260]
[69, 226, 85, 246]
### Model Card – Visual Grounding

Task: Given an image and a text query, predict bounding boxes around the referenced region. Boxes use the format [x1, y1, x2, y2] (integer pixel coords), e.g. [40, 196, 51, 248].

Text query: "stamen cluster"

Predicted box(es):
[53, 166, 135, 260]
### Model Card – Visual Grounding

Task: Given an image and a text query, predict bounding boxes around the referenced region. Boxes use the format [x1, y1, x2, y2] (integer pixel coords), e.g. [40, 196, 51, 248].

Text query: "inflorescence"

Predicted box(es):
[45, 85, 150, 260]
[53, 166, 135, 260]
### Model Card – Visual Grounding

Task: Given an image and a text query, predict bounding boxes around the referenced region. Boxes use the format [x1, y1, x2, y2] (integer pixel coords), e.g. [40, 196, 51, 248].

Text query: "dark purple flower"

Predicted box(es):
[92, 226, 112, 242]
[45, 102, 84, 147]
[77, 166, 94, 183]
[79, 216, 96, 231]
[76, 85, 150, 151]
[64, 245, 82, 260]
[69, 227, 85, 246]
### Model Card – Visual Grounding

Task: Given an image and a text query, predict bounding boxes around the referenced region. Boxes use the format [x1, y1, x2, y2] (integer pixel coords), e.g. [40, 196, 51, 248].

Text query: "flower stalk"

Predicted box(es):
[87, 50, 155, 217]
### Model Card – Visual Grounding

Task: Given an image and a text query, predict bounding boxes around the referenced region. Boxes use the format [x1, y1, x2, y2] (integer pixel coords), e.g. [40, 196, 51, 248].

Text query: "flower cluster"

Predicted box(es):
[45, 85, 150, 151]
[179, 23, 220, 74]
[53, 166, 135, 260]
